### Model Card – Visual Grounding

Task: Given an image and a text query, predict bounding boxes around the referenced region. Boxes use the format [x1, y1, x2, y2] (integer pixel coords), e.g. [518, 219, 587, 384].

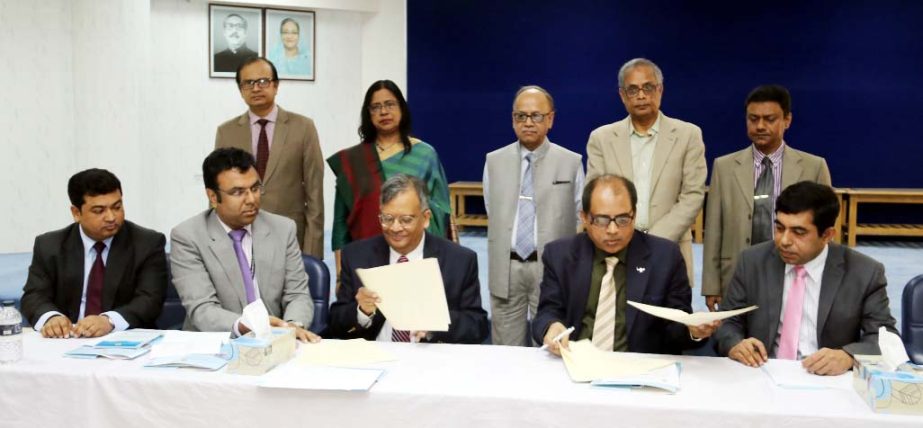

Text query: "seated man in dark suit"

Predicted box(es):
[716, 182, 897, 375]
[533, 174, 718, 356]
[328, 174, 488, 344]
[21, 169, 168, 338]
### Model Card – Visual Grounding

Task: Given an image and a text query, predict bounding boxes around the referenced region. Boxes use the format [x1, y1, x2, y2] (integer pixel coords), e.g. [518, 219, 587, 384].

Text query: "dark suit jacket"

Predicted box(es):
[213, 45, 258, 72]
[328, 233, 489, 344]
[532, 232, 699, 354]
[716, 242, 897, 357]
[21, 222, 168, 328]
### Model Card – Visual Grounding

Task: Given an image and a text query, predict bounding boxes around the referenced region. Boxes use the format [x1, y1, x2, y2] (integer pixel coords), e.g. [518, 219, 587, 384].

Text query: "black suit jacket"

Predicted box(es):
[328, 233, 488, 344]
[20, 221, 168, 328]
[213, 46, 258, 72]
[532, 232, 699, 354]
[715, 242, 897, 357]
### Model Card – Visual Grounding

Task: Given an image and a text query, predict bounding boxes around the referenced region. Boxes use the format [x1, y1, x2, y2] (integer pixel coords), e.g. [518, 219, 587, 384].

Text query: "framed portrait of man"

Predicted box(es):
[209, 4, 263, 78]
[264, 9, 316, 81]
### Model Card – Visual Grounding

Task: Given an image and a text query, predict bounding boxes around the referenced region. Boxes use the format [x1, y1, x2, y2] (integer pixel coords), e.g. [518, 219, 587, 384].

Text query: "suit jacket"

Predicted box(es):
[484, 140, 583, 299]
[585, 113, 707, 285]
[215, 106, 325, 258]
[702, 145, 831, 297]
[213, 45, 258, 73]
[715, 242, 897, 357]
[328, 233, 489, 344]
[532, 232, 699, 354]
[170, 209, 314, 332]
[20, 222, 168, 328]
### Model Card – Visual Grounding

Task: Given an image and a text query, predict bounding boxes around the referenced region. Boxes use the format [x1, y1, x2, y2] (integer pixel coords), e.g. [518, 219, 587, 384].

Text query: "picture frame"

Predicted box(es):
[263, 8, 316, 81]
[209, 4, 263, 78]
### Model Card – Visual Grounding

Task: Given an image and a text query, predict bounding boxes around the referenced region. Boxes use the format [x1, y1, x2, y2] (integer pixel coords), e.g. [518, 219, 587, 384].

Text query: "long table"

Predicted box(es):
[1, 331, 919, 427]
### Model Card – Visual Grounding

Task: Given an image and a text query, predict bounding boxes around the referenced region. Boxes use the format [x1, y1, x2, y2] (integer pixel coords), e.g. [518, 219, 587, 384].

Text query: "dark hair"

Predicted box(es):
[223, 14, 247, 29]
[380, 174, 429, 210]
[746, 84, 792, 116]
[581, 174, 638, 214]
[68, 168, 122, 208]
[280, 17, 300, 33]
[235, 57, 278, 86]
[359, 80, 413, 154]
[203, 148, 257, 202]
[775, 181, 839, 233]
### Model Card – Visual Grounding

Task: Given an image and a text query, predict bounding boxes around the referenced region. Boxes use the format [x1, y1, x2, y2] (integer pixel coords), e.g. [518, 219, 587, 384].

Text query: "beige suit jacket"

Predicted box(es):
[701, 145, 831, 297]
[586, 113, 707, 285]
[215, 106, 324, 258]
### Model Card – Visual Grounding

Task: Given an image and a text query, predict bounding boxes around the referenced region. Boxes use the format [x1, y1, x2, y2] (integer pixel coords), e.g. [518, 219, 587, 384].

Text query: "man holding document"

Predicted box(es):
[328, 174, 488, 344]
[716, 182, 897, 375]
[533, 175, 718, 356]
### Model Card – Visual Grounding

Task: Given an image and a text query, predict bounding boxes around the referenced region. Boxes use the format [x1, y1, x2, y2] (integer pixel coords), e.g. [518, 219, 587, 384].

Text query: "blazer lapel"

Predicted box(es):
[63, 226, 86, 318]
[816, 244, 845, 341]
[780, 145, 804, 188]
[624, 233, 651, 337]
[731, 149, 755, 211]
[233, 113, 252, 152]
[649, 116, 676, 193]
[206, 212, 249, 308]
[264, 107, 288, 183]
[101, 225, 131, 311]
[251, 215, 278, 301]
[764, 247, 787, 347]
[612, 119, 635, 179]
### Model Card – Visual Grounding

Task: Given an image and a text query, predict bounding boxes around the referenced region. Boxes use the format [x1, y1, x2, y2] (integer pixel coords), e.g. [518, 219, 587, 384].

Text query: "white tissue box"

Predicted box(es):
[853, 355, 923, 415]
[226, 327, 296, 376]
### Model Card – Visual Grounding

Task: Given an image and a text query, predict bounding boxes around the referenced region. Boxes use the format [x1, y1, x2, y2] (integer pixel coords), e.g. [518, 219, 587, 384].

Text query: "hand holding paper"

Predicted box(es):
[356, 258, 450, 332]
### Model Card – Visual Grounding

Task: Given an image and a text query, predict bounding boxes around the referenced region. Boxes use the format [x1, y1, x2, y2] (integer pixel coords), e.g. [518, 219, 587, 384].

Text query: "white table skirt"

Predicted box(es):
[0, 331, 919, 428]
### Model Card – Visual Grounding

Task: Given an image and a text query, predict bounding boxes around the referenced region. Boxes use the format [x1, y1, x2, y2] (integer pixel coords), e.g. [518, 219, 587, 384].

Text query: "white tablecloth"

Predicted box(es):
[1, 331, 920, 428]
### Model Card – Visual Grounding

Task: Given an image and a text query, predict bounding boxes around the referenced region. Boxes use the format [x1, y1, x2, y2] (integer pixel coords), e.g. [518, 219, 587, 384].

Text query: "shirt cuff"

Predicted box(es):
[101, 311, 129, 332]
[232, 317, 244, 338]
[356, 306, 373, 328]
[34, 311, 65, 331]
[689, 330, 705, 342]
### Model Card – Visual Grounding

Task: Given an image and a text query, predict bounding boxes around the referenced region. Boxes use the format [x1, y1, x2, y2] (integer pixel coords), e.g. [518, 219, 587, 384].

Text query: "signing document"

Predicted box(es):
[627, 301, 758, 326]
[561, 340, 675, 382]
[356, 258, 451, 331]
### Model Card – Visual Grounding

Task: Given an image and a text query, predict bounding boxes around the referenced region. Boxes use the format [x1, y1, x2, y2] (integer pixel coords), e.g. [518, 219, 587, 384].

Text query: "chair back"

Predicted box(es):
[155, 258, 186, 330]
[902, 274, 923, 364]
[302, 254, 330, 334]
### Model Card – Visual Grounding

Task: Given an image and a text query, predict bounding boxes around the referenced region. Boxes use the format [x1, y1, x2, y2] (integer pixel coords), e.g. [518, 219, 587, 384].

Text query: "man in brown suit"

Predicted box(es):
[215, 57, 324, 258]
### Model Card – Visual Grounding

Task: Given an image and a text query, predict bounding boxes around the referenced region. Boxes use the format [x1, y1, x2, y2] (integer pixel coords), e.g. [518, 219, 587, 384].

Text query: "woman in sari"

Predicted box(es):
[328, 80, 454, 277]
[267, 18, 312, 77]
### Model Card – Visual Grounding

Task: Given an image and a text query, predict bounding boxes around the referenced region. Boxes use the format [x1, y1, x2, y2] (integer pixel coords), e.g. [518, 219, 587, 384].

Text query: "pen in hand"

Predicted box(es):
[540, 326, 575, 351]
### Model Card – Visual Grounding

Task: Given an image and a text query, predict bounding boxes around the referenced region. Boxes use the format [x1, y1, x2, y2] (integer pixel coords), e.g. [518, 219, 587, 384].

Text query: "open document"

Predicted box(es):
[356, 258, 450, 331]
[761, 359, 852, 390]
[560, 339, 678, 392]
[296, 339, 397, 367]
[627, 301, 758, 326]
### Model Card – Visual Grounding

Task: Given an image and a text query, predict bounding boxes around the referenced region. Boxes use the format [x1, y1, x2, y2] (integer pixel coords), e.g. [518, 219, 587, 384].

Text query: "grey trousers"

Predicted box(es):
[490, 259, 542, 346]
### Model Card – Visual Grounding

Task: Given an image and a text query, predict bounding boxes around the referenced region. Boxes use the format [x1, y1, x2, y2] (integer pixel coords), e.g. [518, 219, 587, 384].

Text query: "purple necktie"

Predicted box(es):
[391, 255, 411, 342]
[229, 229, 257, 304]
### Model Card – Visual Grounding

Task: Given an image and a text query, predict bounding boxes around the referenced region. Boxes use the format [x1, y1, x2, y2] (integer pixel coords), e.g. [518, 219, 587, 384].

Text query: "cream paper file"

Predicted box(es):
[356, 258, 451, 331]
[627, 301, 758, 326]
[560, 339, 675, 382]
[297, 339, 397, 367]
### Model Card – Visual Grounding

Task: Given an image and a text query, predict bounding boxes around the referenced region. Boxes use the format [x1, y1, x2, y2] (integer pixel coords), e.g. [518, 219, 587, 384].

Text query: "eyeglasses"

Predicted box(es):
[621, 83, 660, 97]
[224, 23, 246, 30]
[512, 112, 551, 123]
[369, 101, 399, 114]
[239, 78, 274, 90]
[379, 213, 420, 228]
[218, 183, 264, 198]
[589, 213, 634, 229]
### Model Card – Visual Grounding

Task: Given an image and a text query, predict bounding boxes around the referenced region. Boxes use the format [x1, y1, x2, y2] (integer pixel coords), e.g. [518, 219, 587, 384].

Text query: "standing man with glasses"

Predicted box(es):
[215, 57, 325, 258]
[534, 175, 717, 356]
[170, 148, 319, 342]
[327, 174, 488, 344]
[702, 85, 831, 311]
[482, 86, 584, 346]
[586, 58, 706, 287]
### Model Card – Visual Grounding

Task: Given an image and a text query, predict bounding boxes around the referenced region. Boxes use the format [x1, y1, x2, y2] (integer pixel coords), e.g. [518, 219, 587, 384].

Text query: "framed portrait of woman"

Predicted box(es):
[264, 9, 316, 81]
[209, 4, 263, 78]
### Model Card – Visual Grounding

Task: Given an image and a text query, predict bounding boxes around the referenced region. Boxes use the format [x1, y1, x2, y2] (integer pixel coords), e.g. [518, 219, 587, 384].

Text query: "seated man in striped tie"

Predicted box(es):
[534, 174, 719, 356]
[170, 148, 318, 342]
[328, 174, 489, 344]
[716, 182, 897, 375]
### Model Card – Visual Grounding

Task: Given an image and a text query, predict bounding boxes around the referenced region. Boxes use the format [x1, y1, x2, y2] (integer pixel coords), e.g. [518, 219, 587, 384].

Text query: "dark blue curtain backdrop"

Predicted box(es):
[407, 0, 923, 191]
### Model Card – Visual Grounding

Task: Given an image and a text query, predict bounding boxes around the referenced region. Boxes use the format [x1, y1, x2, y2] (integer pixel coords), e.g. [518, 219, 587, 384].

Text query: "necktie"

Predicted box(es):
[229, 229, 257, 304]
[392, 255, 412, 342]
[84, 241, 106, 317]
[592, 256, 619, 351]
[751, 156, 774, 244]
[256, 119, 270, 179]
[513, 153, 536, 259]
[777, 265, 807, 360]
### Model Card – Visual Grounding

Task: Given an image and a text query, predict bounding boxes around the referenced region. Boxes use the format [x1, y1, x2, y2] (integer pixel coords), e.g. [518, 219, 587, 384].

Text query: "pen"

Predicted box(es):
[540, 326, 575, 350]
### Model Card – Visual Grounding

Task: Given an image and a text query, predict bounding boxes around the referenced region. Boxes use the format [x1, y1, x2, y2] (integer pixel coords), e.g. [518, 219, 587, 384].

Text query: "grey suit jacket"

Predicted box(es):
[484, 140, 583, 299]
[215, 106, 325, 258]
[586, 113, 707, 284]
[170, 209, 314, 332]
[715, 242, 897, 357]
[702, 145, 831, 297]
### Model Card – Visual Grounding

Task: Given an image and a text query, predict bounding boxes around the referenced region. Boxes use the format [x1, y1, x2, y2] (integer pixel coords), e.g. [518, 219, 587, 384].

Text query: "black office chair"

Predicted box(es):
[155, 258, 186, 330]
[902, 274, 923, 364]
[302, 254, 330, 334]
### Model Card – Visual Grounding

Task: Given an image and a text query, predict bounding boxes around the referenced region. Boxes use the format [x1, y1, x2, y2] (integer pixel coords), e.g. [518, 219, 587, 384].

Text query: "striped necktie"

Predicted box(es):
[592, 256, 619, 351]
[391, 255, 411, 342]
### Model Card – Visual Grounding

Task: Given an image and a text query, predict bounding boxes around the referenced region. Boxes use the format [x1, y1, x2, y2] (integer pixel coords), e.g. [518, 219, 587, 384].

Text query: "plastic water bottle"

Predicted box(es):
[0, 300, 23, 364]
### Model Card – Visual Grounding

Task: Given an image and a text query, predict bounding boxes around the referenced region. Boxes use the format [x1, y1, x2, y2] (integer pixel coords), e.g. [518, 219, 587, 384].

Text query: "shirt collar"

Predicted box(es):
[78, 225, 115, 256]
[249, 105, 279, 125]
[593, 245, 628, 266]
[752, 141, 786, 165]
[518, 137, 551, 159]
[390, 233, 426, 261]
[215, 215, 253, 237]
[629, 112, 662, 137]
[785, 243, 828, 282]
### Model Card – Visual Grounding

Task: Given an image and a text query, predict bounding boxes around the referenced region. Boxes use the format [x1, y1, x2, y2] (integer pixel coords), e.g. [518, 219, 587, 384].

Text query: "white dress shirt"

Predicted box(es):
[629, 113, 662, 230]
[356, 234, 426, 341]
[773, 244, 828, 358]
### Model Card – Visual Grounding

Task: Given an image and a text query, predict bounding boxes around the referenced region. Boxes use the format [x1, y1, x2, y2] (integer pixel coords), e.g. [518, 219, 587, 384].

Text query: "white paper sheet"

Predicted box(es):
[627, 301, 758, 326]
[296, 339, 397, 367]
[356, 258, 450, 331]
[760, 359, 852, 390]
[560, 340, 676, 382]
[259, 365, 384, 391]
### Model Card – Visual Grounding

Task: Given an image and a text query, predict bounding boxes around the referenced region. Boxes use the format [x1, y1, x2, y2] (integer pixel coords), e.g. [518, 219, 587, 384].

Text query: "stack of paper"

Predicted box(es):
[296, 339, 397, 367]
[356, 258, 450, 332]
[560, 340, 679, 392]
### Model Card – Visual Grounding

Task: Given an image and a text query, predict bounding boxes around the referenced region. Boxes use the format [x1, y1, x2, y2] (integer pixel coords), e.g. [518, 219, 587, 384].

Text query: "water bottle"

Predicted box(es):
[0, 300, 23, 364]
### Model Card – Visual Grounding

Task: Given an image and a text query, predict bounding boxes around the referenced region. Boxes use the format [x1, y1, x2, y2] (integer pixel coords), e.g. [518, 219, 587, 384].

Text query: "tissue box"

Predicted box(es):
[226, 327, 296, 376]
[853, 355, 923, 415]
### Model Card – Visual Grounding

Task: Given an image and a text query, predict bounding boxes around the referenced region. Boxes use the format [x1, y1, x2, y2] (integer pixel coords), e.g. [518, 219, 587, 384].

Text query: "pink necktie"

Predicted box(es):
[391, 255, 411, 342]
[777, 265, 807, 360]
